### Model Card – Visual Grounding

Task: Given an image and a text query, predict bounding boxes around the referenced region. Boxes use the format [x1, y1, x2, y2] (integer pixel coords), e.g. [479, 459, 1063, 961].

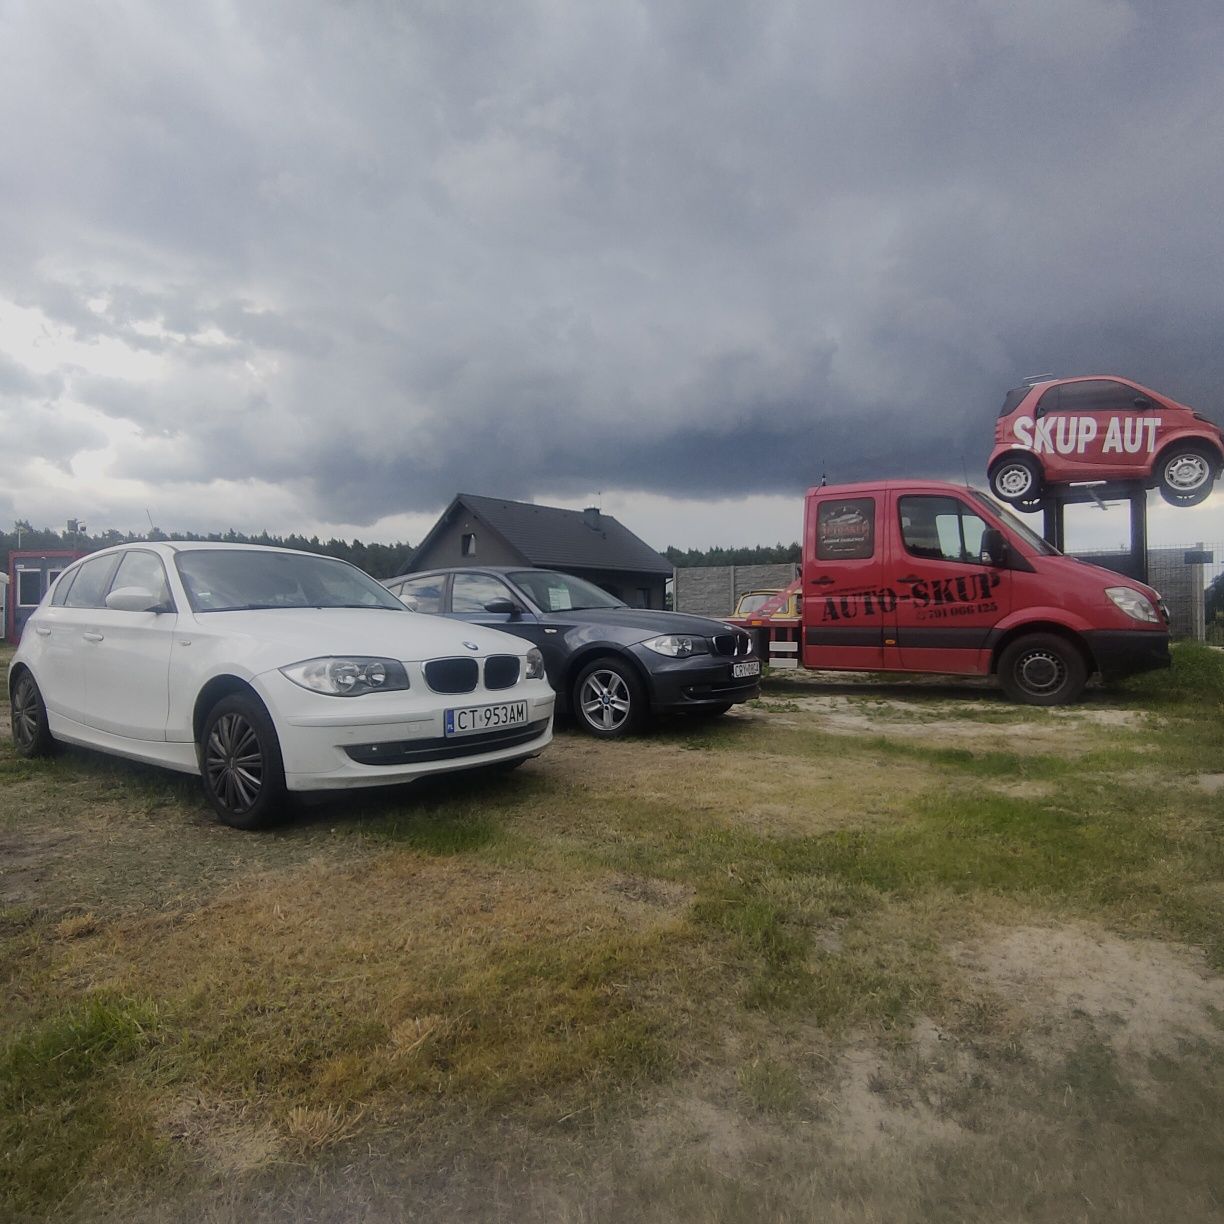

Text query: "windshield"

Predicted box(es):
[968, 490, 1061, 556]
[507, 569, 626, 612]
[176, 549, 406, 612]
[736, 593, 774, 615]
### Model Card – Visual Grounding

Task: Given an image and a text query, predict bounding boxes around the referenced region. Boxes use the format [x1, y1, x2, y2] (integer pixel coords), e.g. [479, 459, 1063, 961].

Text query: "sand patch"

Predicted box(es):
[951, 924, 1224, 1063]
[160, 1094, 282, 1175]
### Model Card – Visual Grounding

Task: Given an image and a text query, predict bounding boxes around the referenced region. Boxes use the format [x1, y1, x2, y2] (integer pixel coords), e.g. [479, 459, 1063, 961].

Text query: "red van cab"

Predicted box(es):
[987, 376, 1223, 509]
[802, 480, 1169, 704]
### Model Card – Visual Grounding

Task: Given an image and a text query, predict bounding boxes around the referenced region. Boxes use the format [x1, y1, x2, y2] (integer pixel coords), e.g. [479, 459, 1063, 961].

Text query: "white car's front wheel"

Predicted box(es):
[200, 693, 286, 829]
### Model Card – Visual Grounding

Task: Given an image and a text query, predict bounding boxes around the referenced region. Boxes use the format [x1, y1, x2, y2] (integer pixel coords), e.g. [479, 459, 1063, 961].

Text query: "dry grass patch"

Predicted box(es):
[533, 733, 934, 838]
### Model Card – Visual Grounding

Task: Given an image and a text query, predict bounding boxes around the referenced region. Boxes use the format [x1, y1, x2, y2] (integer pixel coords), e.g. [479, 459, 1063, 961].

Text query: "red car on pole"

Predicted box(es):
[987, 376, 1224, 509]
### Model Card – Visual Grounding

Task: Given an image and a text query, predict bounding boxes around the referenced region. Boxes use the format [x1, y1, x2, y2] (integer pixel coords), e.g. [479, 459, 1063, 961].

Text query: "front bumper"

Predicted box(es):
[1083, 629, 1171, 681]
[629, 646, 762, 711]
[254, 671, 556, 790]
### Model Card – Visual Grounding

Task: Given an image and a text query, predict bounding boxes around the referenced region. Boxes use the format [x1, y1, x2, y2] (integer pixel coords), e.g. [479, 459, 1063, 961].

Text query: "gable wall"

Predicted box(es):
[412, 509, 524, 570]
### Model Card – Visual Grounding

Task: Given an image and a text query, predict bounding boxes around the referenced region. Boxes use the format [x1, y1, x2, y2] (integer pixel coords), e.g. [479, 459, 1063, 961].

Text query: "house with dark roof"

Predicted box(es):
[407, 494, 673, 608]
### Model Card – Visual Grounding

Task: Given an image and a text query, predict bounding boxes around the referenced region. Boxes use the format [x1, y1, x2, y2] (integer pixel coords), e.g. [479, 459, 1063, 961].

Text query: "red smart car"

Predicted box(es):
[988, 376, 1224, 509]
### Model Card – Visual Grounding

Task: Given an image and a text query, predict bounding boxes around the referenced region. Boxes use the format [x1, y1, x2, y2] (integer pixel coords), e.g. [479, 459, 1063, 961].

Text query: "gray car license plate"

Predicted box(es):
[732, 660, 761, 679]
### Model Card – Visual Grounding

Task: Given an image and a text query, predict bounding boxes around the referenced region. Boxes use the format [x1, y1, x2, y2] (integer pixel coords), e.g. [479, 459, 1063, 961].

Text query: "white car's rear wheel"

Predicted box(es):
[10, 671, 55, 758]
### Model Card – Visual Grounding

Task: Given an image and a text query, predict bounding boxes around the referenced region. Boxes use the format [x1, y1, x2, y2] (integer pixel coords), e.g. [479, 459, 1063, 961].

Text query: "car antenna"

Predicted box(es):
[819, 469, 827, 487]
[960, 453, 970, 487]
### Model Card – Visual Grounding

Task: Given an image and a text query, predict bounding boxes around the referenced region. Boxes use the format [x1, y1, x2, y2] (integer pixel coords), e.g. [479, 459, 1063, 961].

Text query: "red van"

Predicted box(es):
[801, 480, 1169, 704]
[987, 376, 1223, 508]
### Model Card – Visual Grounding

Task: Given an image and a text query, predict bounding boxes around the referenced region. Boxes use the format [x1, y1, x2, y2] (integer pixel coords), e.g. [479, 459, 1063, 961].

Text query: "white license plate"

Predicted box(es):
[444, 700, 529, 737]
[732, 660, 761, 679]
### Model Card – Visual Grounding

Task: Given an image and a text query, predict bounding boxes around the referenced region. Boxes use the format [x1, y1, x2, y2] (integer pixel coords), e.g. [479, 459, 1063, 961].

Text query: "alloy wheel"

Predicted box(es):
[579, 669, 632, 732]
[1165, 453, 1210, 493]
[205, 712, 265, 814]
[11, 677, 39, 751]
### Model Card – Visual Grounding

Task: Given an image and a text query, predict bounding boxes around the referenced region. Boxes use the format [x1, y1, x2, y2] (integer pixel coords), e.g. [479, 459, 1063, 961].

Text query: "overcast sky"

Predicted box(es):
[2, 0, 1222, 553]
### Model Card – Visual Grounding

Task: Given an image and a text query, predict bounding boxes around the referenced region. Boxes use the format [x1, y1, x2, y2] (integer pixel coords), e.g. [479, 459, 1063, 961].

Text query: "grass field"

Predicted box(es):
[2, 644, 1223, 1222]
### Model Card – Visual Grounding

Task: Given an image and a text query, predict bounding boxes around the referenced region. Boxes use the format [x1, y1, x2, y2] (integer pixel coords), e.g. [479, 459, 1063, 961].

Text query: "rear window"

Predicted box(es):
[998, 386, 1031, 418]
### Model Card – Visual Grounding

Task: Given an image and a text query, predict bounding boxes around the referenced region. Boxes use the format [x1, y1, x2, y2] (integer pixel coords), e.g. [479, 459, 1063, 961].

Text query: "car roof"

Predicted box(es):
[68, 541, 348, 562]
[390, 565, 563, 581]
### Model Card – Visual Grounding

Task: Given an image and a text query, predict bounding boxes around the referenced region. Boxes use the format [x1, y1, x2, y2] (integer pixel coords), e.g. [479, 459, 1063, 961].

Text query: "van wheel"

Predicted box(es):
[573, 657, 647, 738]
[997, 634, 1087, 706]
[199, 693, 287, 829]
[989, 455, 1042, 505]
[1157, 445, 1216, 506]
[10, 671, 55, 758]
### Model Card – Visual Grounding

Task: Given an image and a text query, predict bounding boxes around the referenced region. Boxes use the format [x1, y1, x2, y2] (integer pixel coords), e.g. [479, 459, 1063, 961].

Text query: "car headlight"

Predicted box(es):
[525, 647, 546, 679]
[642, 634, 709, 658]
[1105, 587, 1159, 624]
[280, 656, 410, 696]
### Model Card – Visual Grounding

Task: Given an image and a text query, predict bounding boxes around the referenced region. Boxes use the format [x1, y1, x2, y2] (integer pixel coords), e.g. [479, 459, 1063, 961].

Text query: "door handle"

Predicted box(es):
[810, 576, 835, 587]
[897, 575, 922, 584]
[35, 626, 51, 636]
[82, 632, 105, 642]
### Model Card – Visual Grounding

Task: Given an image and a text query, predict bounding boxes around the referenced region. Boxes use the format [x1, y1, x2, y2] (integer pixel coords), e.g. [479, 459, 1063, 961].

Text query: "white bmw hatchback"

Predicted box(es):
[8, 542, 555, 828]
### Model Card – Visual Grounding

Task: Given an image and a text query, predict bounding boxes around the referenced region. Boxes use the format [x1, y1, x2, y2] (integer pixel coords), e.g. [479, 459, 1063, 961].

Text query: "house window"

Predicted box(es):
[461, 533, 476, 557]
[17, 569, 42, 607]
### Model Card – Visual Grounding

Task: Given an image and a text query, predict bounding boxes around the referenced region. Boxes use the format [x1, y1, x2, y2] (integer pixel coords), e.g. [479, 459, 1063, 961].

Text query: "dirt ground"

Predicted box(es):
[3, 663, 1223, 1222]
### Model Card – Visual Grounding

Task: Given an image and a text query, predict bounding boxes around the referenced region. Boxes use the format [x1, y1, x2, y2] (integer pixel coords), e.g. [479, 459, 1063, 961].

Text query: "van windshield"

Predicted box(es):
[969, 491, 1060, 556]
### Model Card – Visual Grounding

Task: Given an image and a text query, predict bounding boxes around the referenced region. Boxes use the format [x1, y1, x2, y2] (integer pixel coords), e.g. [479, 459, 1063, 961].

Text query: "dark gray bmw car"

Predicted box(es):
[384, 567, 760, 737]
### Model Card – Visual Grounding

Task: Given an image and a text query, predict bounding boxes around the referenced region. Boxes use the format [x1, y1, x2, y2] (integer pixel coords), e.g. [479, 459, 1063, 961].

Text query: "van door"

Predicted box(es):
[886, 492, 1012, 675]
[801, 493, 887, 670]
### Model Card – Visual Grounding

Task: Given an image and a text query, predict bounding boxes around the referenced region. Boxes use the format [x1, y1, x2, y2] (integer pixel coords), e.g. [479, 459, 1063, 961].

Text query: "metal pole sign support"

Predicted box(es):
[1036, 481, 1149, 584]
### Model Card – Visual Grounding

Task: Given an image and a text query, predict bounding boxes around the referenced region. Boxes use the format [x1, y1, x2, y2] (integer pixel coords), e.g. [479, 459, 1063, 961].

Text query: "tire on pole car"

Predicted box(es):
[1156, 444, 1217, 506]
[572, 655, 648, 739]
[199, 692, 287, 829]
[10, 670, 55, 758]
[988, 454, 1042, 505]
[997, 633, 1087, 706]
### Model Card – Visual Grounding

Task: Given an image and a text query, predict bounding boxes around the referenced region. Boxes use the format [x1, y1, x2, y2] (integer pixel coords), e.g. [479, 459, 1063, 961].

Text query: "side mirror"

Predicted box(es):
[105, 586, 166, 613]
[1133, 396, 1152, 409]
[483, 597, 519, 617]
[979, 529, 1008, 568]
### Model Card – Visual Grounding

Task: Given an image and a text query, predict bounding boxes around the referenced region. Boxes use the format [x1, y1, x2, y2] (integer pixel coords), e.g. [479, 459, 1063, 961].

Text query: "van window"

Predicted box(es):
[899, 496, 990, 565]
[816, 498, 875, 560]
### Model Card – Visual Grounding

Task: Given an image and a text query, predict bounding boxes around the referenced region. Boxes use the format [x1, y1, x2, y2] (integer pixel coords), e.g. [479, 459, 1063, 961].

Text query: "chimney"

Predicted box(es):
[583, 506, 601, 529]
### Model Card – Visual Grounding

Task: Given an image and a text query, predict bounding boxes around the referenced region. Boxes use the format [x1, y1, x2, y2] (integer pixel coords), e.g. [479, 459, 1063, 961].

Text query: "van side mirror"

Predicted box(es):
[979, 529, 1008, 568]
[1133, 396, 1151, 409]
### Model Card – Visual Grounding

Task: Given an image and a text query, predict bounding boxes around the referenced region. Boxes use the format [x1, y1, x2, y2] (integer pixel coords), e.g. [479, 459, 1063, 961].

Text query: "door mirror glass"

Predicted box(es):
[979, 528, 1008, 567]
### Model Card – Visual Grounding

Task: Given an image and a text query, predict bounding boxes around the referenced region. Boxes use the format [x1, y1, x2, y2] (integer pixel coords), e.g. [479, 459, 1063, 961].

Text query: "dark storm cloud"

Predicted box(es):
[2, 0, 1223, 528]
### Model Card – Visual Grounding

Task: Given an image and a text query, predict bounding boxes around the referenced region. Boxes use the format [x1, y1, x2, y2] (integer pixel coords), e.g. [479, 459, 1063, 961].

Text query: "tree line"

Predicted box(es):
[2, 525, 415, 580]
[664, 542, 801, 568]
